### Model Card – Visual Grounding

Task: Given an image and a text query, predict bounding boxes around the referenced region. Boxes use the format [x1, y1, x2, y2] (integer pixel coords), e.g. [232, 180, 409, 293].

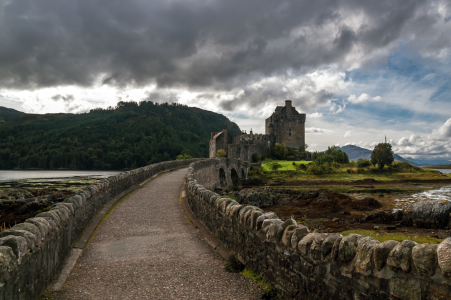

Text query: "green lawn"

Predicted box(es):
[253, 160, 450, 182]
[261, 159, 311, 171]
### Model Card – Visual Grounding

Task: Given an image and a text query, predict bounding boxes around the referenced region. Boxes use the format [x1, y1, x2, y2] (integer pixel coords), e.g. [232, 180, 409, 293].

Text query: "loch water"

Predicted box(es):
[0, 170, 122, 182]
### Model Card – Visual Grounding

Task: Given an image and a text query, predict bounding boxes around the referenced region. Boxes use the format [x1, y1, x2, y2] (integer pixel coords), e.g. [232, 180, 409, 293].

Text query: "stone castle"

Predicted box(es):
[209, 100, 306, 160]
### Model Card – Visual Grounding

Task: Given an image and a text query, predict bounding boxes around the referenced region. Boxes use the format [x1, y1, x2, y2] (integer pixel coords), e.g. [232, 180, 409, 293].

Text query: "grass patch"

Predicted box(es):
[250, 160, 450, 182]
[240, 269, 273, 293]
[341, 230, 443, 244]
[35, 206, 52, 214]
[225, 194, 237, 200]
[262, 160, 311, 171]
[39, 291, 55, 300]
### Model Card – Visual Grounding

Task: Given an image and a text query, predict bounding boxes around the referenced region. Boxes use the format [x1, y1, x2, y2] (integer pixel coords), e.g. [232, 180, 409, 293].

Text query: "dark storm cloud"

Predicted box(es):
[0, 0, 447, 99]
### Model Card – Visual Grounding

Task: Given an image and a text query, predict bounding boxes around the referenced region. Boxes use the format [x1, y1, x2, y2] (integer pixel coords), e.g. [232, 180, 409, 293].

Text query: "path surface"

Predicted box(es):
[54, 168, 264, 299]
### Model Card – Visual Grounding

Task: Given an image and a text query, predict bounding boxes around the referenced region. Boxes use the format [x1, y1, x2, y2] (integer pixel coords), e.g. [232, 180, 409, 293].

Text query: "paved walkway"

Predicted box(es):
[54, 168, 264, 299]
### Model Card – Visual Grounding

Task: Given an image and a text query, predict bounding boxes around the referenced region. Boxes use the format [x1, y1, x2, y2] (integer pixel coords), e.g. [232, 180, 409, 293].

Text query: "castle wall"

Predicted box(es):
[265, 101, 306, 149]
[228, 141, 271, 162]
[279, 114, 305, 149]
[186, 158, 451, 300]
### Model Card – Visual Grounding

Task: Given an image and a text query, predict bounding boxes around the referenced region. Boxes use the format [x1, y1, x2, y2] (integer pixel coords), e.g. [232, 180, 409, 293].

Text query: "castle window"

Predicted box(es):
[289, 128, 292, 136]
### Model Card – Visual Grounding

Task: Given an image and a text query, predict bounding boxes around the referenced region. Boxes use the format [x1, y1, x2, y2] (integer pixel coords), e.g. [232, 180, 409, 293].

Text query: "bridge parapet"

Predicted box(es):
[186, 159, 451, 299]
[0, 158, 199, 299]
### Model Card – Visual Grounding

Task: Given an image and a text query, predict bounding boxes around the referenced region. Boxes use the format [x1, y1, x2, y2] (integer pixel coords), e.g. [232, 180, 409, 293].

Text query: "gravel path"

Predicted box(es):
[54, 168, 264, 300]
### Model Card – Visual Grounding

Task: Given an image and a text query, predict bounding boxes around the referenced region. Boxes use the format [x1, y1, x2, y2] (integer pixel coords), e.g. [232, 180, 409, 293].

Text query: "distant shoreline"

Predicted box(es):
[426, 165, 451, 169]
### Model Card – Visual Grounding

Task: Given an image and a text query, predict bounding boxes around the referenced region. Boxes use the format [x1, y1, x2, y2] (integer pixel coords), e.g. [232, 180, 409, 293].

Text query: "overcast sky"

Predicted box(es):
[0, 0, 450, 160]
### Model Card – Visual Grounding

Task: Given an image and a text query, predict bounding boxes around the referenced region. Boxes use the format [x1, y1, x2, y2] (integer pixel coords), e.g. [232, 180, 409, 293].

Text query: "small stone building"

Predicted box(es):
[209, 100, 306, 160]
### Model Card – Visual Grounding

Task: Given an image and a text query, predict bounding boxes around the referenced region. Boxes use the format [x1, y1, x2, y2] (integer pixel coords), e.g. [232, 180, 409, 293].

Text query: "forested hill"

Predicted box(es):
[0, 101, 241, 170]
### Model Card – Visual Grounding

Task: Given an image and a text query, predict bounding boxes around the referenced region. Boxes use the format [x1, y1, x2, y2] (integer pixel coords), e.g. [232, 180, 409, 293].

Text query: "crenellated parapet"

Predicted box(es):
[186, 159, 451, 299]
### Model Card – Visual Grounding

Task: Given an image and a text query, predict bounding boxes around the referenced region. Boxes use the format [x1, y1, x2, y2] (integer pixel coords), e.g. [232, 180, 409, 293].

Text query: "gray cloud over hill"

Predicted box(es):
[1, 0, 449, 110]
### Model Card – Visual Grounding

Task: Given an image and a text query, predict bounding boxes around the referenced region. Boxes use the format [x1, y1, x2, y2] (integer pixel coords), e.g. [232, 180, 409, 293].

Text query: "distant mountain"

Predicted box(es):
[0, 102, 241, 170]
[340, 145, 412, 164]
[0, 106, 24, 123]
[404, 158, 451, 167]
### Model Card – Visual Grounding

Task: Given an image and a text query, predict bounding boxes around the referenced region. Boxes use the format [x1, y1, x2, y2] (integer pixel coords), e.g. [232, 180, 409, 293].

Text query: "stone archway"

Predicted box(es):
[219, 168, 226, 187]
[231, 168, 239, 188]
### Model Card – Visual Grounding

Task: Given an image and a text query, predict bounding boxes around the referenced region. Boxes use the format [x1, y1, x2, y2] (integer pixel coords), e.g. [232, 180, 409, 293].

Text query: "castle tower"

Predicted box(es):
[265, 100, 306, 149]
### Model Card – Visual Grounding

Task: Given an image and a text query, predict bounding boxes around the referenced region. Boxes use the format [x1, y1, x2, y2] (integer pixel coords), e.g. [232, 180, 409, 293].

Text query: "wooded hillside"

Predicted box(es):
[0, 101, 241, 170]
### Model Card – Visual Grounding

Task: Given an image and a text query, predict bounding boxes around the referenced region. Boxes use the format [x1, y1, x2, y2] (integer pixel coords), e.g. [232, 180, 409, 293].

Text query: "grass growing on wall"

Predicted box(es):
[240, 269, 273, 293]
[341, 230, 443, 244]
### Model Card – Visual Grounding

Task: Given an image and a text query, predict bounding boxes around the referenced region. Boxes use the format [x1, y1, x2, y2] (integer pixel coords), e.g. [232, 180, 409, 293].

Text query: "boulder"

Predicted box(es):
[402, 200, 451, 229]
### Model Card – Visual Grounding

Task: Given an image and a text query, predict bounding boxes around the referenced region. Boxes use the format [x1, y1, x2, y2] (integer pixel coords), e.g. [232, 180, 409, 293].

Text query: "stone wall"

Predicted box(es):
[0, 159, 198, 300]
[186, 159, 451, 299]
[190, 158, 250, 190]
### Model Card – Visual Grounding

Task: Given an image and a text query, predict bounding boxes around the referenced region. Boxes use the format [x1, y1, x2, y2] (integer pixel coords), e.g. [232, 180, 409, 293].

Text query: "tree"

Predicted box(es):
[272, 143, 288, 159]
[216, 149, 227, 158]
[176, 154, 193, 160]
[299, 144, 308, 159]
[371, 143, 394, 170]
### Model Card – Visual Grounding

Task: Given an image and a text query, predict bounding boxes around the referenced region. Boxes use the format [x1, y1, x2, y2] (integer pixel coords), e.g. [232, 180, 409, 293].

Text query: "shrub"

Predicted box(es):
[298, 164, 307, 171]
[271, 143, 288, 159]
[271, 163, 282, 171]
[292, 162, 296, 166]
[176, 153, 193, 160]
[307, 163, 328, 175]
[216, 149, 227, 158]
[357, 158, 371, 168]
[252, 153, 262, 163]
[331, 161, 341, 169]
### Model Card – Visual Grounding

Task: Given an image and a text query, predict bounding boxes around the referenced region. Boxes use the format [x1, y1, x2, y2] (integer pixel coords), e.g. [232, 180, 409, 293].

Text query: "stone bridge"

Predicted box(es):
[3, 157, 451, 300]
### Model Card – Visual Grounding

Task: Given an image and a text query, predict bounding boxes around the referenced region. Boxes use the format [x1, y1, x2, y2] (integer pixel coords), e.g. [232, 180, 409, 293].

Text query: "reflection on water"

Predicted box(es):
[394, 185, 451, 210]
[0, 170, 122, 182]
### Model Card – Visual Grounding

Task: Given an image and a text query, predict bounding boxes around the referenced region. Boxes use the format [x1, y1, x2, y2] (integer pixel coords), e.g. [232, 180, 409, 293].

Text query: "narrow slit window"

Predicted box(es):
[289, 128, 292, 136]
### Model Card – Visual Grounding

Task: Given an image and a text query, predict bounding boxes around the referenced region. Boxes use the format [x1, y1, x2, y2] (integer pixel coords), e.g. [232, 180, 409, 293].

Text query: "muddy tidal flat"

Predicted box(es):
[0, 171, 121, 230]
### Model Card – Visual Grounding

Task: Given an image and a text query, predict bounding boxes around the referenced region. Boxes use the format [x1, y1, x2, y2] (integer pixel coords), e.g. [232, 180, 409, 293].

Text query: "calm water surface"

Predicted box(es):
[436, 169, 451, 174]
[0, 170, 122, 182]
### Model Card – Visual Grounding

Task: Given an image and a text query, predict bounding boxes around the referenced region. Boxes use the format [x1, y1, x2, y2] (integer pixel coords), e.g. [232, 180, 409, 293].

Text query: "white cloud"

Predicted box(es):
[344, 131, 352, 138]
[347, 93, 382, 104]
[305, 127, 333, 134]
[307, 112, 323, 118]
[436, 118, 451, 138]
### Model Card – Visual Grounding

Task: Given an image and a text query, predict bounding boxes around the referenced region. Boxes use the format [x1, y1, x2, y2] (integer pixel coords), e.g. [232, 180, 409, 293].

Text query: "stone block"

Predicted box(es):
[321, 234, 341, 260]
[11, 223, 42, 246]
[0, 246, 17, 278]
[355, 237, 380, 272]
[387, 240, 417, 272]
[438, 237, 451, 276]
[298, 233, 322, 256]
[0, 230, 36, 251]
[0, 236, 27, 264]
[339, 234, 364, 263]
[373, 240, 399, 271]
[412, 243, 437, 276]
[290, 225, 309, 250]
